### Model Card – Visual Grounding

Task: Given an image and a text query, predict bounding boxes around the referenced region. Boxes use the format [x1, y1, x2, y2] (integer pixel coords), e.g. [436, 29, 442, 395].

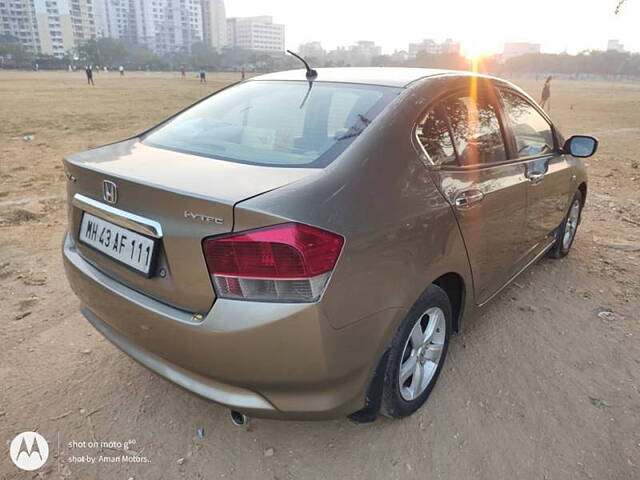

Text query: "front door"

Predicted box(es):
[417, 86, 532, 304]
[498, 89, 573, 247]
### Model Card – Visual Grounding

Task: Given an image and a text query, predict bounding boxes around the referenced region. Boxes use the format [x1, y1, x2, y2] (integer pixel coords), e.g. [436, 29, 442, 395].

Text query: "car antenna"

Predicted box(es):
[286, 50, 318, 80]
[286, 50, 318, 109]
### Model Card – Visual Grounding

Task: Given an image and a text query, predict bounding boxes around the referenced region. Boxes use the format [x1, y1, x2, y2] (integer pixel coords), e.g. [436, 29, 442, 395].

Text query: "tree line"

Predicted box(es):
[1, 35, 639, 78]
[0, 36, 299, 72]
[377, 50, 640, 77]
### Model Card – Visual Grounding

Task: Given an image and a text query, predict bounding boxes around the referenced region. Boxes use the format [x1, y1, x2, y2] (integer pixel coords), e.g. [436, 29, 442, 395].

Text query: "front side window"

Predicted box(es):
[441, 93, 507, 166]
[500, 90, 554, 157]
[143, 81, 398, 167]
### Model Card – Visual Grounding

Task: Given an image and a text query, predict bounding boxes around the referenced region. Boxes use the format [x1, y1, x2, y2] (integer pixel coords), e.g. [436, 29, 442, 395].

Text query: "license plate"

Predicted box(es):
[79, 212, 157, 276]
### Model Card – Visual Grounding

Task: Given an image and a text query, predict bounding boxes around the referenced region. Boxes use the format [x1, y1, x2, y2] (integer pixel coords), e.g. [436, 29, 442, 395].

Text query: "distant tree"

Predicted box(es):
[615, 0, 627, 14]
[77, 38, 128, 66]
[0, 41, 32, 66]
[500, 50, 640, 76]
[126, 44, 169, 70]
[189, 42, 220, 69]
[371, 54, 393, 66]
[219, 47, 255, 69]
[0, 33, 20, 44]
[410, 52, 471, 70]
[75, 38, 168, 70]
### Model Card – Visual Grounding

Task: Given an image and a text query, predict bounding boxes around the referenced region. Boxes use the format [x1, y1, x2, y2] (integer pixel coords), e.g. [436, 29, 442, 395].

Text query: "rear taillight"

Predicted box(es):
[202, 223, 344, 302]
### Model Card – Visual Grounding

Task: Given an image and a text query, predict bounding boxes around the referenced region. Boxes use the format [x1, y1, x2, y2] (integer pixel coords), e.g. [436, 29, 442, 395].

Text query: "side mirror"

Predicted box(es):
[563, 135, 598, 158]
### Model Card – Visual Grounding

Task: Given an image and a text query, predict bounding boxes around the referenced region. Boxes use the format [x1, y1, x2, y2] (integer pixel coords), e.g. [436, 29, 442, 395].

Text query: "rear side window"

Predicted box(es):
[143, 80, 399, 168]
[500, 90, 554, 157]
[416, 106, 457, 166]
[417, 91, 507, 166]
[442, 93, 507, 165]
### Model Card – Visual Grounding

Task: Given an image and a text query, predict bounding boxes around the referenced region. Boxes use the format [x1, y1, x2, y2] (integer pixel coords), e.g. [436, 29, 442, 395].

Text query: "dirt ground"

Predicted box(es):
[1, 71, 639, 480]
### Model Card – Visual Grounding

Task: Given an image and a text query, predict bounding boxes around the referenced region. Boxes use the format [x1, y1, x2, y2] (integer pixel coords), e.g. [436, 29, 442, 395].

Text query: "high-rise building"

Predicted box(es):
[2, 0, 286, 58]
[93, 0, 202, 54]
[226, 16, 284, 53]
[69, 0, 96, 46]
[0, 0, 40, 53]
[0, 0, 95, 57]
[33, 0, 74, 57]
[201, 0, 225, 50]
[137, 0, 202, 54]
[93, 0, 139, 43]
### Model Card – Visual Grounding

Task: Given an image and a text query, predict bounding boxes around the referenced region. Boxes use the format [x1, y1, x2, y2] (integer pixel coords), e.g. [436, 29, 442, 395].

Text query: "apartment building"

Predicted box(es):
[1, 0, 94, 56]
[201, 0, 225, 50]
[93, 0, 138, 43]
[503, 42, 541, 60]
[325, 40, 382, 66]
[0, 0, 40, 53]
[607, 39, 625, 52]
[2, 0, 287, 58]
[93, 0, 202, 54]
[227, 15, 284, 53]
[409, 38, 460, 58]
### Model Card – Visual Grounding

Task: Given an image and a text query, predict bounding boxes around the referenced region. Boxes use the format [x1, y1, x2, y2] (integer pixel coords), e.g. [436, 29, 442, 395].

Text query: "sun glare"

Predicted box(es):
[461, 37, 501, 62]
[462, 46, 490, 62]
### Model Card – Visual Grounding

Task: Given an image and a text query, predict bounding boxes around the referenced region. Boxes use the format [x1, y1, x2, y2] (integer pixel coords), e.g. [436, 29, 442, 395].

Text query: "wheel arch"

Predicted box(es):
[349, 275, 466, 422]
[578, 182, 587, 206]
[432, 272, 466, 333]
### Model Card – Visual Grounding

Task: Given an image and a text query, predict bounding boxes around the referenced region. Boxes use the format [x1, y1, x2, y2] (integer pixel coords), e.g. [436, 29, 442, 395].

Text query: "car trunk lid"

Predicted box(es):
[63, 138, 318, 313]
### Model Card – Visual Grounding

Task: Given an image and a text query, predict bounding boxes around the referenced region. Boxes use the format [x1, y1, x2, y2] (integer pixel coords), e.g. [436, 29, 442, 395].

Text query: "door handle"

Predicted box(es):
[454, 190, 484, 209]
[527, 172, 545, 185]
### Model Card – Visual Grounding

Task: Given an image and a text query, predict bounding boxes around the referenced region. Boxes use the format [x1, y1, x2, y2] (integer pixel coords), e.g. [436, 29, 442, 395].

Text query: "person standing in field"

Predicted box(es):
[199, 69, 206, 84]
[85, 65, 94, 85]
[540, 76, 552, 110]
[119, 65, 125, 76]
[241, 67, 245, 80]
[180, 66, 186, 79]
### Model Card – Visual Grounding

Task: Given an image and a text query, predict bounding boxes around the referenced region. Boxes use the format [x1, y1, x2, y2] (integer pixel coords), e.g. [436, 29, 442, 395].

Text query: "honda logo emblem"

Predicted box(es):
[102, 180, 118, 205]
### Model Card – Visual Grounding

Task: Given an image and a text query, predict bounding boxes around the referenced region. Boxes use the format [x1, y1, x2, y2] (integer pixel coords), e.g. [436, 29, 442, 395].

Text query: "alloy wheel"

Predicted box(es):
[398, 307, 447, 401]
[563, 199, 581, 250]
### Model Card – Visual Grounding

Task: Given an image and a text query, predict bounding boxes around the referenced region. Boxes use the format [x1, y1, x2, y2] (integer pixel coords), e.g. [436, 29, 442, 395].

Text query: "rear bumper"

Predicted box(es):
[62, 233, 402, 420]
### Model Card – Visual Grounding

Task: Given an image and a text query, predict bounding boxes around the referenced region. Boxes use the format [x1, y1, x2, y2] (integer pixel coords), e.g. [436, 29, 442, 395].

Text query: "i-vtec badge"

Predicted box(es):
[184, 210, 224, 225]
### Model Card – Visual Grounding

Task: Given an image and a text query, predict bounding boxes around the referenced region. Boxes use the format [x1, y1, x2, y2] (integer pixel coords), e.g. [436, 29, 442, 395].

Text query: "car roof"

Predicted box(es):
[250, 67, 476, 88]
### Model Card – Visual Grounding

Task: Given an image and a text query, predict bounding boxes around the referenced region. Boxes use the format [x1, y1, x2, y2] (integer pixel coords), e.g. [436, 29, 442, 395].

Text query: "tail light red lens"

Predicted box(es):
[202, 223, 344, 302]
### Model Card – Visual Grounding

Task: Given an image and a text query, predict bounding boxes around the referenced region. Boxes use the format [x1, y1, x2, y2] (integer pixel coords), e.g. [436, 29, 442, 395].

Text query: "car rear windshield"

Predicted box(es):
[143, 80, 400, 168]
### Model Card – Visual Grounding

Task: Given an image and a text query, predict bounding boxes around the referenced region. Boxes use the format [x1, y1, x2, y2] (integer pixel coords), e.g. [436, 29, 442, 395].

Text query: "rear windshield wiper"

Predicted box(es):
[336, 115, 372, 141]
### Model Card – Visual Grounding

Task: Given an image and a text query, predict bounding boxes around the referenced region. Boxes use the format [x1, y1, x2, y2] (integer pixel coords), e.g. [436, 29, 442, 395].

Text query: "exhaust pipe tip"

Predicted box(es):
[230, 410, 248, 427]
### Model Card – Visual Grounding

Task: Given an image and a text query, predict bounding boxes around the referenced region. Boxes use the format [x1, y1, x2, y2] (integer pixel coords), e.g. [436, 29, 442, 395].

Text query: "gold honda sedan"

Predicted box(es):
[62, 68, 597, 422]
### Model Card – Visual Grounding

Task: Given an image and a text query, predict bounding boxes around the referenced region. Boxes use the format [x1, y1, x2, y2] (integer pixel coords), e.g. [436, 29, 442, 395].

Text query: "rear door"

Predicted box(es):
[417, 83, 531, 304]
[498, 88, 573, 245]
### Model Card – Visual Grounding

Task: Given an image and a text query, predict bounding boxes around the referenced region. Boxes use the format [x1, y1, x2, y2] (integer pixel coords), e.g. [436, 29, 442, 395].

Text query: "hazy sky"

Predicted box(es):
[226, 0, 640, 56]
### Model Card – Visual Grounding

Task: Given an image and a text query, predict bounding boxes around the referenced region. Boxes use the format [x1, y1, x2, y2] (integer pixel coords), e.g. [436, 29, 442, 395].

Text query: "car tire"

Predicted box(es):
[549, 190, 583, 259]
[381, 284, 452, 419]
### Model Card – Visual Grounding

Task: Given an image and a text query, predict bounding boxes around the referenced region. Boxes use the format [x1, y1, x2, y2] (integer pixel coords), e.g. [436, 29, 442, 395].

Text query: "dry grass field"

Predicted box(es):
[1, 70, 639, 479]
